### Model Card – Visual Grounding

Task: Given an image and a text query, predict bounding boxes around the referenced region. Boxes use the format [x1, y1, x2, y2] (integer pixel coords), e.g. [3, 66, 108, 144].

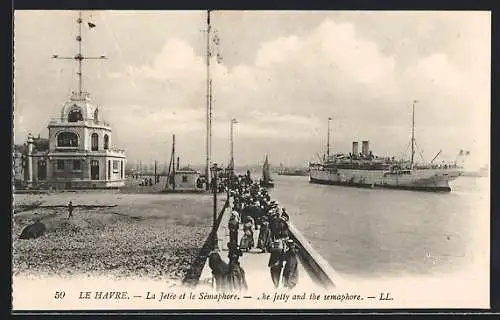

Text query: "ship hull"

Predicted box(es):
[309, 168, 461, 192]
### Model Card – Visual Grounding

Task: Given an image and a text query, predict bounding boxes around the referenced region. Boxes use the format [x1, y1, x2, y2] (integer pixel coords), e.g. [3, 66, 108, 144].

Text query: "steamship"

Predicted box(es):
[309, 103, 462, 192]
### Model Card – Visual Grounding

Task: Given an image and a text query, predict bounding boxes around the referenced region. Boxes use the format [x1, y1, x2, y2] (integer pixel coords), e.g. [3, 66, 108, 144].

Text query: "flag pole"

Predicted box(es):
[52, 11, 107, 100]
[205, 10, 212, 190]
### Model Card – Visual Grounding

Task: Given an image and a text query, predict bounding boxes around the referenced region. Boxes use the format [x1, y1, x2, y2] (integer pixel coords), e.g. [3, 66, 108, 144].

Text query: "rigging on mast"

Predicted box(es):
[52, 11, 107, 99]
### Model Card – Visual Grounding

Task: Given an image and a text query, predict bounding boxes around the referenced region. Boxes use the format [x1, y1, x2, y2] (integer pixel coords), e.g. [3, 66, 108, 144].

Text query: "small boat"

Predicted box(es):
[260, 155, 274, 188]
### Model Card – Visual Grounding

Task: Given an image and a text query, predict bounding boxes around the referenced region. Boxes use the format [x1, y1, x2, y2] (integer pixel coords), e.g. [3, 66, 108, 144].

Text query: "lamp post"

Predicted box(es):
[211, 163, 219, 229]
[229, 118, 238, 194]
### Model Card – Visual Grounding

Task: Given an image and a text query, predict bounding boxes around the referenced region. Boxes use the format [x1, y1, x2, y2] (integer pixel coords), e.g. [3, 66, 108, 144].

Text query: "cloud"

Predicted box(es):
[14, 12, 490, 167]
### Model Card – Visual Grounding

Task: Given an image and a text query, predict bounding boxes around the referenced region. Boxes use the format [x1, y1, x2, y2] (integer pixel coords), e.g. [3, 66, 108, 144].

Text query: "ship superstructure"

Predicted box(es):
[309, 101, 462, 192]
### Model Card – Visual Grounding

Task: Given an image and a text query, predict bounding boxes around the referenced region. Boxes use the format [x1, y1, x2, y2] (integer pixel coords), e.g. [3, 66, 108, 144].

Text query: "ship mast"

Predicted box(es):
[410, 100, 419, 169]
[327, 117, 332, 158]
[230, 118, 238, 170]
[52, 11, 107, 99]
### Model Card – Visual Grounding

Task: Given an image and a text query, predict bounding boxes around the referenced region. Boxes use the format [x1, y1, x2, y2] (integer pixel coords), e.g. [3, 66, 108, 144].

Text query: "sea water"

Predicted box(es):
[270, 174, 489, 279]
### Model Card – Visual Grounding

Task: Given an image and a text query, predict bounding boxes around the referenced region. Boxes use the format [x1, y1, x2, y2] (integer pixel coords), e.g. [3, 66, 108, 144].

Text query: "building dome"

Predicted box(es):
[59, 92, 100, 123]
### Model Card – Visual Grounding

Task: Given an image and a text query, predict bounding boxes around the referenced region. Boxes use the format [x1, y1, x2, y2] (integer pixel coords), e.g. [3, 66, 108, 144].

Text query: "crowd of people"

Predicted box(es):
[208, 171, 299, 292]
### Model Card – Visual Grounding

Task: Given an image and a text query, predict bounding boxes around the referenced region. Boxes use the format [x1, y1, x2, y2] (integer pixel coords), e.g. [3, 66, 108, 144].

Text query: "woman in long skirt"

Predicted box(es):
[239, 217, 255, 251]
[257, 218, 272, 253]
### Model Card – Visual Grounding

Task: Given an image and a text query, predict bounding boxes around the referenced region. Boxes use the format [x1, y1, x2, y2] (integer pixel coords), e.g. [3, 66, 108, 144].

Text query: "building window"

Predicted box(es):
[91, 133, 99, 151]
[57, 160, 65, 170]
[113, 160, 119, 173]
[104, 134, 109, 150]
[73, 160, 82, 171]
[68, 106, 83, 122]
[91, 160, 99, 180]
[94, 109, 99, 122]
[182, 175, 188, 183]
[57, 132, 78, 147]
[108, 160, 111, 180]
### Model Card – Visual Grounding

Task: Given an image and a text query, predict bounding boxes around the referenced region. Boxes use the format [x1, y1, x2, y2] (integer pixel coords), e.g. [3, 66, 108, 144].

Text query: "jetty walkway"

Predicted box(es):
[198, 197, 340, 294]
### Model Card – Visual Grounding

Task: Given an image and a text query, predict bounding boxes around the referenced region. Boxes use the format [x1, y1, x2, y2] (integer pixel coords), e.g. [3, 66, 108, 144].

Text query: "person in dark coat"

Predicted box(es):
[281, 208, 290, 222]
[278, 219, 290, 239]
[67, 201, 74, 219]
[253, 202, 265, 230]
[257, 217, 272, 253]
[228, 212, 239, 246]
[208, 249, 229, 291]
[239, 216, 255, 252]
[269, 213, 282, 241]
[268, 239, 285, 288]
[226, 247, 248, 292]
[282, 240, 299, 289]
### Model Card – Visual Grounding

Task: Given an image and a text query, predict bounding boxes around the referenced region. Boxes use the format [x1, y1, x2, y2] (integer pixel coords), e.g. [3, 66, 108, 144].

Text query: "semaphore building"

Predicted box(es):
[14, 12, 127, 190]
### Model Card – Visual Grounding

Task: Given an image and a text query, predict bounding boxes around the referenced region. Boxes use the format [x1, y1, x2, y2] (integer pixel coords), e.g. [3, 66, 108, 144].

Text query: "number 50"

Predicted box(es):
[54, 291, 66, 299]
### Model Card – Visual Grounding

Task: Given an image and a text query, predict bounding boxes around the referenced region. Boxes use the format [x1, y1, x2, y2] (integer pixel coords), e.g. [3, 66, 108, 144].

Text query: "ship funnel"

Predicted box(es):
[362, 140, 370, 156]
[352, 141, 359, 155]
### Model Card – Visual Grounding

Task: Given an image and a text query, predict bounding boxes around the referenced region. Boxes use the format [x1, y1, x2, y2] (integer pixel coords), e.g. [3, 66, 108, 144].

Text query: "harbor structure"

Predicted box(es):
[164, 134, 204, 192]
[15, 12, 126, 190]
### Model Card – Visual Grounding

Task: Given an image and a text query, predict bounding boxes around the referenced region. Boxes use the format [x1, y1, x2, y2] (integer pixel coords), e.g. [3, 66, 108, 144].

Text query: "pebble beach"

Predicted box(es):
[12, 190, 226, 283]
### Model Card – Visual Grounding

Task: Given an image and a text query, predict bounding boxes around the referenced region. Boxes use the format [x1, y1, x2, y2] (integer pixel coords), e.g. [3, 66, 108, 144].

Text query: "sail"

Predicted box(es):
[262, 155, 271, 182]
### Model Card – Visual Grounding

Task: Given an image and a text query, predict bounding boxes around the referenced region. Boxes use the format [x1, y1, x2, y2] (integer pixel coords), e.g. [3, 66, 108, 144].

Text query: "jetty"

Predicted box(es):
[198, 197, 341, 293]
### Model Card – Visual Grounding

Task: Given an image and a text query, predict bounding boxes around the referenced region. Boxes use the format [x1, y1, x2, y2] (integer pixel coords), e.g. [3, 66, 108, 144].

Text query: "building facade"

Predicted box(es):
[20, 92, 127, 189]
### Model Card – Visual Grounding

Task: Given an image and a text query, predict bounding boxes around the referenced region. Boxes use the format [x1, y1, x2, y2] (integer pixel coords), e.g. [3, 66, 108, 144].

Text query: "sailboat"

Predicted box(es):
[260, 155, 274, 188]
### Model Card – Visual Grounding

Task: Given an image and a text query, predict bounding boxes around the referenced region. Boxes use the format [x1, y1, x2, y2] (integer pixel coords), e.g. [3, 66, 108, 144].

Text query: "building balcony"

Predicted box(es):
[48, 118, 111, 128]
[48, 148, 126, 157]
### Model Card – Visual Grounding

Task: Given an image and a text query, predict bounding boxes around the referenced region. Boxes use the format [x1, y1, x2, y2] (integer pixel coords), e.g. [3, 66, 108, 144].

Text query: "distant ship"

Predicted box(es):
[277, 164, 309, 176]
[278, 169, 309, 176]
[460, 164, 488, 178]
[309, 101, 462, 192]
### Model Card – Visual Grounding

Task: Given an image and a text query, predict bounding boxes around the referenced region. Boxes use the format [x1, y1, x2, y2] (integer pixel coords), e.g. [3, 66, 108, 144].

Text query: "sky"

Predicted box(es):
[13, 10, 490, 169]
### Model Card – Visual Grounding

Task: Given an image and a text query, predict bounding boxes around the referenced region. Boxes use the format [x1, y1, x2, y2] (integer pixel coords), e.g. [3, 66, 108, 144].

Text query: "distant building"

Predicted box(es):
[16, 91, 127, 190]
[166, 167, 203, 192]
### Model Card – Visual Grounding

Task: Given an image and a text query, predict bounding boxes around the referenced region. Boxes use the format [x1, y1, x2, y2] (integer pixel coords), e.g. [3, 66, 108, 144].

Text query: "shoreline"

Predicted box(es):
[12, 192, 226, 283]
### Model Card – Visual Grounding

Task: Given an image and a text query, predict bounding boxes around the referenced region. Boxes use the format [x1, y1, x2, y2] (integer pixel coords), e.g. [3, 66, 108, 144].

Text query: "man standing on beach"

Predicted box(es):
[68, 201, 73, 219]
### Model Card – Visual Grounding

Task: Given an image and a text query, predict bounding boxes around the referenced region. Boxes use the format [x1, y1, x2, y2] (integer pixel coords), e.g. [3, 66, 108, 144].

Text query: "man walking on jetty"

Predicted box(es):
[67, 201, 74, 219]
[268, 239, 285, 288]
[208, 248, 229, 291]
[257, 216, 272, 253]
[283, 240, 299, 289]
[226, 246, 248, 292]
